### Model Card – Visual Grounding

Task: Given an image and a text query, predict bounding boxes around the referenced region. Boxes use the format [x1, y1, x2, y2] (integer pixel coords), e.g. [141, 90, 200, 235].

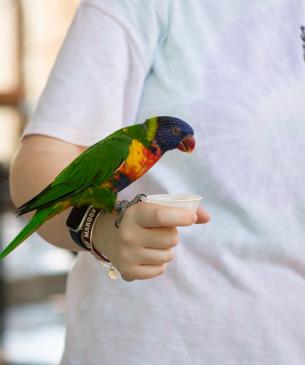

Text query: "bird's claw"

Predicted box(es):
[114, 194, 147, 228]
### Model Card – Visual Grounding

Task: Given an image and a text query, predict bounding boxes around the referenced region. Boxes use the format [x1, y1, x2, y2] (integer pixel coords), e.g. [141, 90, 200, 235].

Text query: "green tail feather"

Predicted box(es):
[0, 206, 59, 260]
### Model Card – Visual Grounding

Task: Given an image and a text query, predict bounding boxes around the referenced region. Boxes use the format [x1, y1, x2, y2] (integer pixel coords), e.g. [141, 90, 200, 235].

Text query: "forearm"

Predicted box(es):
[9, 135, 86, 252]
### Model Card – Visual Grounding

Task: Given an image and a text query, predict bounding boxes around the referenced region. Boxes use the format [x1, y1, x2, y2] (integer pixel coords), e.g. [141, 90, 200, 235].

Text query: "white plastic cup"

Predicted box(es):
[144, 194, 202, 213]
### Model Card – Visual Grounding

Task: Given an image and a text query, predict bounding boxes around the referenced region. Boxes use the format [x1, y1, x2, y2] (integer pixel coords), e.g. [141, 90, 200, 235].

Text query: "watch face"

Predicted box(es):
[66, 205, 91, 231]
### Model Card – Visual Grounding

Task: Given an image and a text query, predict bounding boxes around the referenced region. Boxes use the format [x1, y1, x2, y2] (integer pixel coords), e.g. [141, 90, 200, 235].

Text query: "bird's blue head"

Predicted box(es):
[148, 116, 195, 154]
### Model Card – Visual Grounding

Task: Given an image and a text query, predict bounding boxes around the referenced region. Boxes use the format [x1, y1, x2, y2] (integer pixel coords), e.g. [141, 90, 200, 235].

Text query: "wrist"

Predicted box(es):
[89, 211, 119, 279]
[80, 206, 104, 250]
[66, 205, 118, 278]
[66, 205, 106, 256]
[91, 212, 111, 261]
[66, 205, 92, 251]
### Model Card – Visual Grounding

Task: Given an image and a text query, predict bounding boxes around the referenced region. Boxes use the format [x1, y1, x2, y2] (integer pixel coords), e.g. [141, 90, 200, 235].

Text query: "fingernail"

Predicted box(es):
[192, 214, 198, 223]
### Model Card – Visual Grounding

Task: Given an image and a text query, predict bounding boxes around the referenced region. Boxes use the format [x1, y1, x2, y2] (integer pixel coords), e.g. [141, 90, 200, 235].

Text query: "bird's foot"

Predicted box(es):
[114, 194, 147, 228]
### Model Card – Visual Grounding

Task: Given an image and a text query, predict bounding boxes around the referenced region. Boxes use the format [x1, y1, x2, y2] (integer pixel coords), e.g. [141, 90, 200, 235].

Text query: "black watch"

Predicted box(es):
[66, 205, 91, 251]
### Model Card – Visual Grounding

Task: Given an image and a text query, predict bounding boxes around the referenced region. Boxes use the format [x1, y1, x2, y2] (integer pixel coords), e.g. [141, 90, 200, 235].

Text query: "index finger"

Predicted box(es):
[195, 205, 211, 224]
[135, 202, 197, 228]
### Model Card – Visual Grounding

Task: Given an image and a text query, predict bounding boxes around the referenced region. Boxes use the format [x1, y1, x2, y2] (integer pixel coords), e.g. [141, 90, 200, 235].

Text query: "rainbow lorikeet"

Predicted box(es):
[0, 116, 195, 260]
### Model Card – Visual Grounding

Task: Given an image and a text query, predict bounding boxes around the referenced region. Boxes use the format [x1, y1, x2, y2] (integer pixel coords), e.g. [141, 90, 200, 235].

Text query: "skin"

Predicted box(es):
[93, 203, 210, 281]
[10, 134, 210, 281]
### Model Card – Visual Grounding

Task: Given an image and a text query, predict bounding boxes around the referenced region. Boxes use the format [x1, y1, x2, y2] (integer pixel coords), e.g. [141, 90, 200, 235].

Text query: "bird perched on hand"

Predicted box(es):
[0, 116, 195, 260]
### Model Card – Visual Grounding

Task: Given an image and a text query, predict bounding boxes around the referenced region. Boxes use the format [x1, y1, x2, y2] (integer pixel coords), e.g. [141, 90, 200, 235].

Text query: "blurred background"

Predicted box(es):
[0, 1, 79, 364]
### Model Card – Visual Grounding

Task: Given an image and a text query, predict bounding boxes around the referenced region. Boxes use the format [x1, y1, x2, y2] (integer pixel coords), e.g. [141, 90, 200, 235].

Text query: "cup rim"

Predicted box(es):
[145, 194, 202, 202]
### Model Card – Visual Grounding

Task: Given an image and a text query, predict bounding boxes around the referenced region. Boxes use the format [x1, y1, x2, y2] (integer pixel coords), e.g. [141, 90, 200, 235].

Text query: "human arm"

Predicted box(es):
[9, 134, 87, 252]
[10, 134, 211, 280]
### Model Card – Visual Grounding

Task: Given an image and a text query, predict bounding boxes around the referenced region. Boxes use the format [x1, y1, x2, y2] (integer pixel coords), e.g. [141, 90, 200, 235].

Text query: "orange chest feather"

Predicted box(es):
[115, 139, 161, 181]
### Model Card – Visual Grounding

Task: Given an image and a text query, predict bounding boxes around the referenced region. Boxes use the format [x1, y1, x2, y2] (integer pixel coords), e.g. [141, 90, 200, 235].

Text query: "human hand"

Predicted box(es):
[92, 202, 210, 281]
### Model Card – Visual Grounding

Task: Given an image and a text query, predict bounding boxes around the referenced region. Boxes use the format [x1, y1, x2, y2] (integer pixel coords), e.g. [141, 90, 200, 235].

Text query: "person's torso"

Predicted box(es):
[62, 2, 305, 364]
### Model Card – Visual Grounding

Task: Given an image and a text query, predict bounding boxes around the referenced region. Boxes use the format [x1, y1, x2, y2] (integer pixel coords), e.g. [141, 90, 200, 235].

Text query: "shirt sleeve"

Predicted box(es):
[22, 0, 169, 146]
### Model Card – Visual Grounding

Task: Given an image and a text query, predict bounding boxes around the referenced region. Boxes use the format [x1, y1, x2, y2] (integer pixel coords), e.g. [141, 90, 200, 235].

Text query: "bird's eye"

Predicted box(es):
[171, 127, 181, 136]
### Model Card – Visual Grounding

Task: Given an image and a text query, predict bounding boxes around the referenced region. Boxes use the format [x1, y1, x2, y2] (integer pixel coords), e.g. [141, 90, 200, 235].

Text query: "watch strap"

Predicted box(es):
[66, 205, 91, 251]
[66, 205, 91, 232]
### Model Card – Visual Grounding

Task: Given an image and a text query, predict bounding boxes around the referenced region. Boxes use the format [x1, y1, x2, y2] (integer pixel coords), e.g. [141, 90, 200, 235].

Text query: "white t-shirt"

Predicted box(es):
[23, 1, 305, 364]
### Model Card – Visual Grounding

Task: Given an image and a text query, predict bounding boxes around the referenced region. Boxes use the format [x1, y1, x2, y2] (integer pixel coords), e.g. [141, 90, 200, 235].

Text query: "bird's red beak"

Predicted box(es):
[178, 135, 195, 153]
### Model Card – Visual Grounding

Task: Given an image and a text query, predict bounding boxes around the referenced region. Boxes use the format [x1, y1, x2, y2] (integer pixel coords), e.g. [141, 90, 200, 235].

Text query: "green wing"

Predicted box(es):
[17, 133, 131, 215]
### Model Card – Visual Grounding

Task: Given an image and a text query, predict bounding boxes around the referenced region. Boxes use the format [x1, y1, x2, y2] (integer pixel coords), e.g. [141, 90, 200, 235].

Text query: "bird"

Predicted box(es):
[0, 116, 195, 260]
